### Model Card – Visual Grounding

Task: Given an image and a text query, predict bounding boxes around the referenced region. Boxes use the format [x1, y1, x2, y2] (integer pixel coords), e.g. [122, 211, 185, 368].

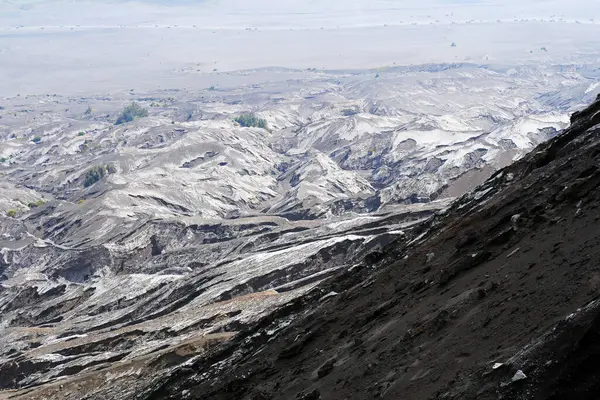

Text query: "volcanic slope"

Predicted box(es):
[146, 95, 600, 400]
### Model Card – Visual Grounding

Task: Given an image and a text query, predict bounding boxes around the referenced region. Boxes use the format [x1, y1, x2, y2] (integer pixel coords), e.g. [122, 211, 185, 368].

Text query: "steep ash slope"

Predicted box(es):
[148, 96, 600, 399]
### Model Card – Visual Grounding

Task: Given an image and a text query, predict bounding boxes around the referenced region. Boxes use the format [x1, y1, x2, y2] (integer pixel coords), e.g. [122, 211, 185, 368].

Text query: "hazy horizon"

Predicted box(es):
[3, 0, 599, 29]
[2, 0, 600, 96]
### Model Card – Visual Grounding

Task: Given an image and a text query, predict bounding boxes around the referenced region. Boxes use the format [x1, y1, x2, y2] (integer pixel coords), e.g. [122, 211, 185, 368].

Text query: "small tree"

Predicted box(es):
[234, 114, 267, 129]
[84, 164, 116, 187]
[84, 166, 106, 187]
[7, 209, 16, 218]
[32, 136, 42, 144]
[115, 102, 148, 125]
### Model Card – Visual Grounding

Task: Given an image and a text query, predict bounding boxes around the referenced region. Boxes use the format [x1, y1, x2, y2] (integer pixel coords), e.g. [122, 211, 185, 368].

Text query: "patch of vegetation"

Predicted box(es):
[83, 164, 116, 188]
[28, 199, 45, 208]
[208, 85, 216, 91]
[0, 157, 6, 163]
[78, 131, 85, 136]
[234, 114, 267, 129]
[84, 166, 105, 187]
[7, 209, 16, 218]
[32, 136, 42, 144]
[106, 164, 117, 174]
[115, 102, 149, 125]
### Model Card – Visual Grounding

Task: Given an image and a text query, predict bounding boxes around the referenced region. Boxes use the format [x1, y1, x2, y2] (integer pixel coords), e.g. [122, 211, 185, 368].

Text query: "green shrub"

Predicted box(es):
[106, 163, 117, 174]
[0, 157, 6, 163]
[78, 131, 85, 136]
[32, 136, 42, 144]
[234, 114, 267, 129]
[83, 164, 117, 187]
[7, 209, 16, 218]
[84, 166, 105, 187]
[28, 200, 45, 208]
[115, 102, 148, 125]
[83, 164, 116, 187]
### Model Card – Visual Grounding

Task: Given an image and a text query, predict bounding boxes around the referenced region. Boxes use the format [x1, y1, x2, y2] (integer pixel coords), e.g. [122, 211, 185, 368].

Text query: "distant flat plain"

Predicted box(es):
[1, 0, 600, 96]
